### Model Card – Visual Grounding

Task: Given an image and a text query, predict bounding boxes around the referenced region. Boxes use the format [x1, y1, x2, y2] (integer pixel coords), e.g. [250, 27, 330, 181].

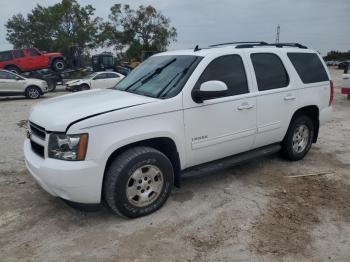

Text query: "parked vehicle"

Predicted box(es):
[0, 69, 47, 99]
[65, 71, 125, 92]
[92, 52, 132, 75]
[0, 48, 65, 74]
[338, 61, 350, 70]
[24, 42, 333, 218]
[341, 63, 350, 99]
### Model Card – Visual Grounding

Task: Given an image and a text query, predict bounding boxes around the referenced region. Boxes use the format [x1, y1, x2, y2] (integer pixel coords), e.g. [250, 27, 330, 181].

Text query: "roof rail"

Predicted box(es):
[208, 41, 268, 48]
[235, 42, 308, 49]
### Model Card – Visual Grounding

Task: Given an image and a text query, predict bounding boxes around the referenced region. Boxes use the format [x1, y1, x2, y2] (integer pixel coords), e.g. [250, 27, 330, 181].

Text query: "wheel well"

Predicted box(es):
[291, 105, 319, 143]
[103, 137, 181, 189]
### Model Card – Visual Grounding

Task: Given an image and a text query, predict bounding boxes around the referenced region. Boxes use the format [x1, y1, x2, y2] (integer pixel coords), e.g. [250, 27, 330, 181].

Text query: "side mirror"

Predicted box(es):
[192, 80, 228, 103]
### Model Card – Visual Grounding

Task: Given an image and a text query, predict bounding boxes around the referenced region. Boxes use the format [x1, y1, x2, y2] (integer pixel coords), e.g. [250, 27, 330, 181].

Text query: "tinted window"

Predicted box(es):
[107, 73, 119, 78]
[195, 55, 248, 97]
[251, 53, 289, 91]
[288, 53, 329, 83]
[28, 49, 40, 56]
[13, 50, 25, 58]
[93, 73, 108, 80]
[0, 71, 16, 80]
[0, 51, 13, 62]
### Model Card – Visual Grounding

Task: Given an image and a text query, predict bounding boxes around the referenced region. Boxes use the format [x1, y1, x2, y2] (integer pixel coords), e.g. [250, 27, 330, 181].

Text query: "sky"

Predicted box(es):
[0, 0, 349, 55]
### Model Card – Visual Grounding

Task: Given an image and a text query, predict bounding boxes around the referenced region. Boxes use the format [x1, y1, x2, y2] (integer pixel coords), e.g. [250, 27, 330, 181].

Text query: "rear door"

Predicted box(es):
[245, 51, 297, 148]
[106, 73, 123, 87]
[11, 50, 26, 70]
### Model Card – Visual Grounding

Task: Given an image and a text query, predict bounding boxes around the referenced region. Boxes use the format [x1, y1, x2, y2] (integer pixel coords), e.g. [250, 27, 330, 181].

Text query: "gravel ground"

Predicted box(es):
[0, 69, 349, 261]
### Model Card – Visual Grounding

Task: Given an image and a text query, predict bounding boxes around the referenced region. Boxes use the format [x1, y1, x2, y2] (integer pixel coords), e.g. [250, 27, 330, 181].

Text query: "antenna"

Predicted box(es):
[275, 25, 280, 43]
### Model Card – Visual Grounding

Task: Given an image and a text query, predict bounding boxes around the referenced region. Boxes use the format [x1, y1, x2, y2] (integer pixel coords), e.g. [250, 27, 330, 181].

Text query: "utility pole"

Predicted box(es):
[275, 25, 280, 43]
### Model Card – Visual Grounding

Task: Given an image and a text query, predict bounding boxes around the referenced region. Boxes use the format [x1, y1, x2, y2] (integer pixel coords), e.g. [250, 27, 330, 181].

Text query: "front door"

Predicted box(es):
[183, 54, 257, 167]
[91, 73, 110, 89]
[0, 71, 24, 93]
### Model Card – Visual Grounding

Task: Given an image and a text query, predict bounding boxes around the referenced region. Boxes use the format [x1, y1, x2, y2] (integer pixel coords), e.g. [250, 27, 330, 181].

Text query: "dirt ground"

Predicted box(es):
[0, 69, 349, 262]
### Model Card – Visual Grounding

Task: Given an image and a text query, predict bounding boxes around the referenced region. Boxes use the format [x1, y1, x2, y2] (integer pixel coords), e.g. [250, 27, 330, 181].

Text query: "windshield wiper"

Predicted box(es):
[124, 58, 176, 91]
[157, 57, 198, 98]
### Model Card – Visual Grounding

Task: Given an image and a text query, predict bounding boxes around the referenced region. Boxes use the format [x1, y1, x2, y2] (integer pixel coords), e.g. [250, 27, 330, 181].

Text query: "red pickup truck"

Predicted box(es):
[0, 48, 65, 74]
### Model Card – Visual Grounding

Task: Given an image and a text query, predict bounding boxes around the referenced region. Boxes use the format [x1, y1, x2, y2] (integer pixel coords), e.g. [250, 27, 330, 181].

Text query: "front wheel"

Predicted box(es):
[25, 86, 41, 99]
[79, 84, 90, 91]
[281, 115, 314, 161]
[52, 59, 65, 71]
[104, 147, 174, 218]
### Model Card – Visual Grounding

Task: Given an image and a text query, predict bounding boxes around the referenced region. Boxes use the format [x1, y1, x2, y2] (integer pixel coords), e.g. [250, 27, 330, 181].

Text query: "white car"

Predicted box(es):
[65, 71, 124, 91]
[24, 42, 332, 218]
[0, 70, 48, 99]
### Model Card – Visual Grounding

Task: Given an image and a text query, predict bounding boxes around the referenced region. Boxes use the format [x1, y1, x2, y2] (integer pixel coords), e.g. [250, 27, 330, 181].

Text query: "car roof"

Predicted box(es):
[156, 44, 318, 58]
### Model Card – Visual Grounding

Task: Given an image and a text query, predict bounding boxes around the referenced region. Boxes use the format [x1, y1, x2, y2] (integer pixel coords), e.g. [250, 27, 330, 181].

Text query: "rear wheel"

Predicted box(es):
[25, 86, 41, 99]
[282, 115, 314, 161]
[104, 147, 174, 218]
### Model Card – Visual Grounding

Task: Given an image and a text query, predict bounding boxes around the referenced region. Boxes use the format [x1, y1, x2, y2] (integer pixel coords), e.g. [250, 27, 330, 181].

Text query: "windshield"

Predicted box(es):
[82, 72, 99, 79]
[115, 55, 201, 98]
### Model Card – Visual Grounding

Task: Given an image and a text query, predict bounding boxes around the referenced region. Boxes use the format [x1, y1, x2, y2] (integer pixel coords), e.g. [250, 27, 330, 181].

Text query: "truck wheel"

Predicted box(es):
[52, 59, 65, 71]
[104, 147, 174, 218]
[47, 80, 56, 92]
[281, 115, 314, 161]
[6, 66, 21, 74]
[25, 86, 41, 99]
[79, 84, 90, 91]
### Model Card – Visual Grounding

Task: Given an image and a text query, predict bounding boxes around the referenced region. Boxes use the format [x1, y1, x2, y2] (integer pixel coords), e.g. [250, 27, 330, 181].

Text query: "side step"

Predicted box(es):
[180, 143, 281, 180]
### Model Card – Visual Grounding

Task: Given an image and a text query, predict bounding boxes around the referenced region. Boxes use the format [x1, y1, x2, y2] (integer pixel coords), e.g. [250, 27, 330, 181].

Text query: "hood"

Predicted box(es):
[66, 79, 83, 85]
[29, 89, 157, 132]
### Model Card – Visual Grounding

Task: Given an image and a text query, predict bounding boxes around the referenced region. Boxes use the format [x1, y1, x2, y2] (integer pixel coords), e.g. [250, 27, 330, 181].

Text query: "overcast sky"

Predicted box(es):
[0, 0, 349, 55]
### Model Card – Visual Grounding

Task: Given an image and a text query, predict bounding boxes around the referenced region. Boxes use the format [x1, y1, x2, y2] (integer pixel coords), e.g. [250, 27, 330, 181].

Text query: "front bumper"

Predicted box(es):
[24, 139, 102, 204]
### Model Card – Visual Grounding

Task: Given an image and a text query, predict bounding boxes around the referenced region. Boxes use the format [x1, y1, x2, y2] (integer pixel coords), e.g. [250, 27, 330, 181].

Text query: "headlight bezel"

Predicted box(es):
[48, 133, 88, 161]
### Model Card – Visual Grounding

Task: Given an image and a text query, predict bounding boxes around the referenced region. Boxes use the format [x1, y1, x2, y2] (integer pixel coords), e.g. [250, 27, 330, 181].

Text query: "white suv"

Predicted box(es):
[24, 42, 333, 218]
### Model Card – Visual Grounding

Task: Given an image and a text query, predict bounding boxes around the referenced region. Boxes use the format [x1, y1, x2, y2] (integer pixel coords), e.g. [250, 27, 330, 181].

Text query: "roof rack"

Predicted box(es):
[209, 41, 268, 48]
[235, 42, 308, 49]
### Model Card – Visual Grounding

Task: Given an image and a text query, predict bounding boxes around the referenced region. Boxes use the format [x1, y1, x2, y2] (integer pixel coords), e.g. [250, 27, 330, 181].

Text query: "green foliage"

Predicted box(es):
[100, 4, 177, 60]
[5, 1, 177, 62]
[323, 50, 350, 61]
[6, 0, 100, 57]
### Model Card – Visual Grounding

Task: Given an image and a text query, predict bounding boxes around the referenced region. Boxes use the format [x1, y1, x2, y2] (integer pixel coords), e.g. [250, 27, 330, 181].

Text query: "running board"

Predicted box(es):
[180, 143, 281, 180]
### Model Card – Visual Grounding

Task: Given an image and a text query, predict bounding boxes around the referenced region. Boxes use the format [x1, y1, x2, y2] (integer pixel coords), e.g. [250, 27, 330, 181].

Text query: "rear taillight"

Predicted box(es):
[329, 80, 334, 106]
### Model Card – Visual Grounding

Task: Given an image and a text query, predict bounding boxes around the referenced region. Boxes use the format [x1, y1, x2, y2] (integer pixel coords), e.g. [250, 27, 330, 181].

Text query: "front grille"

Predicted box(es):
[29, 122, 46, 140]
[31, 140, 45, 158]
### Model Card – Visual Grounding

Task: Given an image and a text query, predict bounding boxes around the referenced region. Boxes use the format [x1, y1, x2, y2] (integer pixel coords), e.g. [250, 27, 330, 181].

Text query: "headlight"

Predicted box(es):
[48, 133, 88, 161]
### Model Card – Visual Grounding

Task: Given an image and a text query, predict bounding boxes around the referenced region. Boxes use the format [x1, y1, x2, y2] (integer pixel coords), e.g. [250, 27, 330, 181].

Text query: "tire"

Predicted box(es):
[79, 84, 90, 91]
[47, 80, 56, 92]
[52, 58, 65, 71]
[6, 66, 21, 74]
[25, 86, 41, 99]
[281, 115, 314, 161]
[104, 146, 174, 218]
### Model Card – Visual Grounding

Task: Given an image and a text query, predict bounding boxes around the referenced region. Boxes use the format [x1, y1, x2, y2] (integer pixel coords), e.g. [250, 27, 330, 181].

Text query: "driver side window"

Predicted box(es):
[194, 55, 249, 98]
[0, 71, 16, 80]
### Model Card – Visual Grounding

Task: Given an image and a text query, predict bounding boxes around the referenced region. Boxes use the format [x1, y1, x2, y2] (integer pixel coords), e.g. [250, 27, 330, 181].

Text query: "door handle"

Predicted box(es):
[284, 95, 296, 101]
[237, 103, 254, 110]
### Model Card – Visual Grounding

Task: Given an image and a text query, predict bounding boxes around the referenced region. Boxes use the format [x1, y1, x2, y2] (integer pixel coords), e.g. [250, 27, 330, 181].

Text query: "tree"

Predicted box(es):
[100, 4, 177, 60]
[6, 0, 101, 58]
[323, 50, 350, 61]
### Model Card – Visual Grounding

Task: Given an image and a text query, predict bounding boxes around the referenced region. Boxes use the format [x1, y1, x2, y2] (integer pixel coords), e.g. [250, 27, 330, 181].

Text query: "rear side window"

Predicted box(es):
[287, 53, 329, 83]
[107, 73, 119, 78]
[195, 55, 249, 97]
[13, 50, 25, 58]
[251, 53, 289, 91]
[0, 51, 13, 62]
